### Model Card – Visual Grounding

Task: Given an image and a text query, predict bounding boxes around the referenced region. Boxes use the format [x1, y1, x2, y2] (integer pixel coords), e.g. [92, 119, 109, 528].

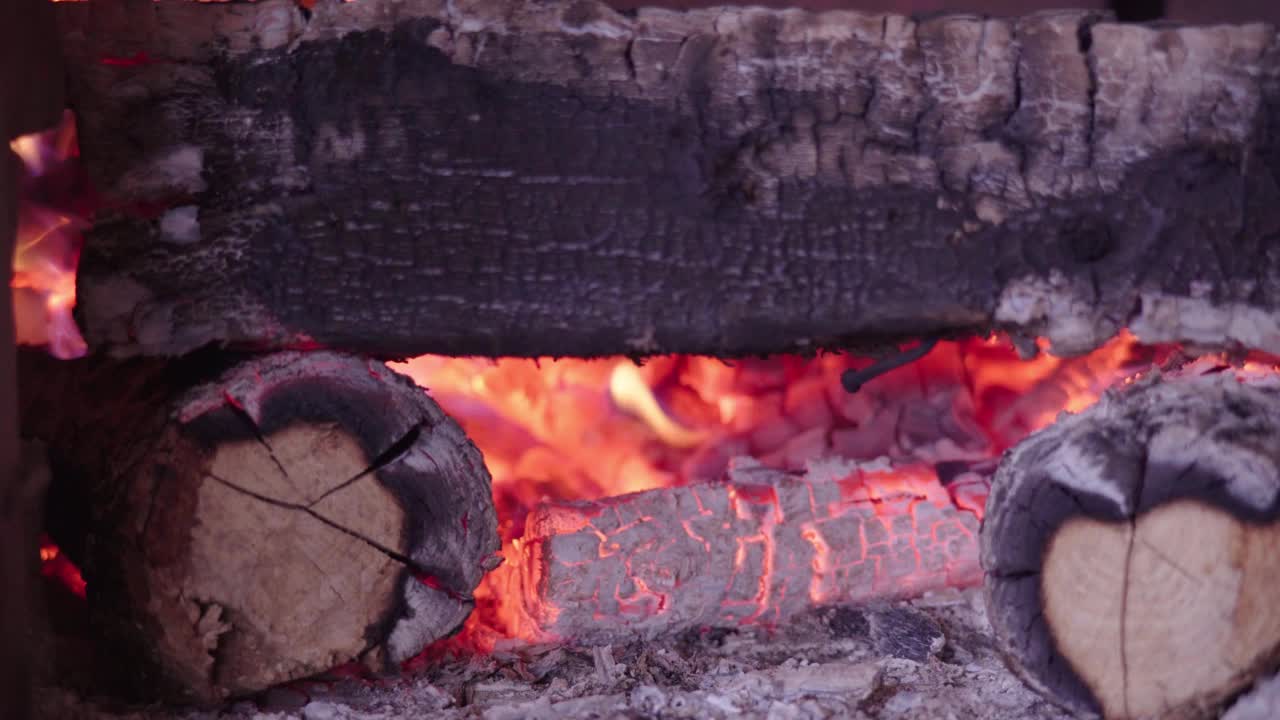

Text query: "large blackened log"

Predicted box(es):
[56, 0, 1280, 359]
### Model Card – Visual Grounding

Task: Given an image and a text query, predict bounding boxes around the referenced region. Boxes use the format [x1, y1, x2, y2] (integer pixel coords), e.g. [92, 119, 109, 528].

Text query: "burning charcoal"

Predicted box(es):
[680, 437, 750, 484]
[749, 412, 803, 456]
[783, 377, 835, 432]
[759, 426, 830, 472]
[830, 405, 901, 460]
[826, 376, 880, 426]
[984, 370, 1280, 720]
[486, 458, 984, 646]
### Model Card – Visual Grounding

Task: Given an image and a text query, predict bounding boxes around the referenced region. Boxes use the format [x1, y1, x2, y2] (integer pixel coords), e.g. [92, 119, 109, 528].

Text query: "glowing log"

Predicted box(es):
[489, 459, 986, 644]
[19, 350, 499, 705]
[982, 367, 1280, 720]
[54, 0, 1280, 359]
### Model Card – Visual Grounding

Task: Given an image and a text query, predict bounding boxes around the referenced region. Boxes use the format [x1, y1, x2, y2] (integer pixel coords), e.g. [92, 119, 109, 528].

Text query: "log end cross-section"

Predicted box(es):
[982, 370, 1280, 720]
[20, 351, 500, 705]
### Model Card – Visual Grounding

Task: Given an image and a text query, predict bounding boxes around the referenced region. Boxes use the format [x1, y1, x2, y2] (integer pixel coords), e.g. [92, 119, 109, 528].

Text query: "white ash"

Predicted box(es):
[1131, 291, 1280, 357]
[35, 588, 1070, 720]
[115, 146, 205, 198]
[159, 206, 200, 245]
[37, 586, 1276, 719]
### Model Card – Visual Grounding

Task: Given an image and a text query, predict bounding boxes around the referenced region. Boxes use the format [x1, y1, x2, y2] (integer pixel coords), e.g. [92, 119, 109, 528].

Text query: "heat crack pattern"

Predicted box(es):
[488, 460, 986, 643]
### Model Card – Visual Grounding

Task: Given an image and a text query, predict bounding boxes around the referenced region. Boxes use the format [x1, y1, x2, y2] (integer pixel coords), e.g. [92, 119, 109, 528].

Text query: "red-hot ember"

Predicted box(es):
[10, 110, 88, 359]
[391, 331, 1182, 652]
[40, 535, 86, 599]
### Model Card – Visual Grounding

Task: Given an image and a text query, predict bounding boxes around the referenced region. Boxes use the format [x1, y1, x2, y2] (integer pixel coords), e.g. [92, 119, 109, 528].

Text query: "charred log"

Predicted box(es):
[487, 458, 986, 644]
[982, 369, 1280, 720]
[19, 350, 500, 705]
[54, 0, 1280, 359]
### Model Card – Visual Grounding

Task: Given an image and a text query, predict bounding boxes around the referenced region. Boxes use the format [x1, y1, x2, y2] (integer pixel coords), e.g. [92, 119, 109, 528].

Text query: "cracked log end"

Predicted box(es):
[981, 370, 1280, 719]
[20, 351, 499, 705]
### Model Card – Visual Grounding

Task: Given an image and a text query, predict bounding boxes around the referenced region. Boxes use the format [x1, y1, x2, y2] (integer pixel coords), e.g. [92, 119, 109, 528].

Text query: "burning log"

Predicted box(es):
[485, 458, 986, 645]
[982, 367, 1280, 720]
[19, 350, 500, 705]
[54, 0, 1280, 359]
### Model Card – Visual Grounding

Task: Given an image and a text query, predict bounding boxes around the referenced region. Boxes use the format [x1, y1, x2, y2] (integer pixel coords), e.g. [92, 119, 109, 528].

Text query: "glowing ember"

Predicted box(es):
[478, 459, 983, 647]
[391, 330, 1171, 651]
[10, 110, 87, 359]
[39, 534, 86, 599]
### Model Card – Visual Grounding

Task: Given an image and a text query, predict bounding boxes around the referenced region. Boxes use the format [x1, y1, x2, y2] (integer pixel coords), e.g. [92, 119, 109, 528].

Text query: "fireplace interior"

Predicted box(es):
[7, 0, 1280, 719]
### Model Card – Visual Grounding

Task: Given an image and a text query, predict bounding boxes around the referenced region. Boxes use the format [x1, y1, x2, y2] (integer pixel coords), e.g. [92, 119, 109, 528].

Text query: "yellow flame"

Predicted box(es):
[9, 113, 88, 359]
[608, 361, 710, 448]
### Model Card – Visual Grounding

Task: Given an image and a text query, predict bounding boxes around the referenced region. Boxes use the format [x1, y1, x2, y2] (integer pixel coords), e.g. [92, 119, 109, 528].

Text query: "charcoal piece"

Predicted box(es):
[867, 606, 945, 663]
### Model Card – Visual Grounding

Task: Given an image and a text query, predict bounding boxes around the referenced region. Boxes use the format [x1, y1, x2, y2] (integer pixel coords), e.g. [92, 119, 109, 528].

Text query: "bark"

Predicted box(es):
[2, 1, 66, 717]
[55, 0, 1280, 359]
[19, 350, 500, 705]
[981, 367, 1280, 720]
[486, 458, 986, 645]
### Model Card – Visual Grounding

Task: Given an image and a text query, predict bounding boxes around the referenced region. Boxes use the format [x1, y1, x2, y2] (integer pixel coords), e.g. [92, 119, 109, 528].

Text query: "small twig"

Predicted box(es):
[841, 338, 940, 394]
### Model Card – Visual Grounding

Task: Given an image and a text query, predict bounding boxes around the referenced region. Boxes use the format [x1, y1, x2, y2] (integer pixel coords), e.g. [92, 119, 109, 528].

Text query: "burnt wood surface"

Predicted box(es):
[58, 0, 1280, 359]
[2, 1, 67, 718]
[19, 350, 500, 705]
[486, 459, 985, 645]
[981, 368, 1280, 719]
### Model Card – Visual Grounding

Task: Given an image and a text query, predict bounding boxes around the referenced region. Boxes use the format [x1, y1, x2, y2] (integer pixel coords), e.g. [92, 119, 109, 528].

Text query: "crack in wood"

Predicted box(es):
[205, 471, 472, 601]
[308, 421, 425, 509]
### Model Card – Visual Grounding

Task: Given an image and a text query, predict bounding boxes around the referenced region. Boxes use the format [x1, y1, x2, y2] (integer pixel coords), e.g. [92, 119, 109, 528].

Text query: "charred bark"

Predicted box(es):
[19, 350, 500, 705]
[981, 368, 1280, 719]
[55, 0, 1280, 359]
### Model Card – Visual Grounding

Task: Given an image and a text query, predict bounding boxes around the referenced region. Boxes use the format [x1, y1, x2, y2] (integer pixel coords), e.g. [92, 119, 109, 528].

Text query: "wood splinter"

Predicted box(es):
[20, 350, 500, 705]
[982, 368, 1280, 720]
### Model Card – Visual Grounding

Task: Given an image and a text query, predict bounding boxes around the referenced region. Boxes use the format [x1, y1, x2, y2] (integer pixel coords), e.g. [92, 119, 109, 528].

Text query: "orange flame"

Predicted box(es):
[392, 330, 1181, 651]
[10, 110, 87, 359]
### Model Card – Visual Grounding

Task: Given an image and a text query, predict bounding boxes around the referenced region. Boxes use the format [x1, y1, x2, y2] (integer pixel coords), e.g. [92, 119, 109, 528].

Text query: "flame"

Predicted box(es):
[10, 110, 88, 359]
[391, 330, 1189, 652]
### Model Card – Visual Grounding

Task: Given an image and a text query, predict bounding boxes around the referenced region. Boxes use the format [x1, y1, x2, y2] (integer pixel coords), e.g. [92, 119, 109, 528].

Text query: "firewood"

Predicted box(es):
[982, 368, 1280, 720]
[52, 0, 1280, 359]
[486, 458, 986, 644]
[19, 350, 500, 705]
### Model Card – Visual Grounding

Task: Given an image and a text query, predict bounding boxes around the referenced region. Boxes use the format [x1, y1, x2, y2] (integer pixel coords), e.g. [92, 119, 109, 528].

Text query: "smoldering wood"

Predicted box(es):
[487, 458, 985, 645]
[2, 1, 67, 717]
[55, 0, 1280, 360]
[981, 369, 1280, 720]
[19, 350, 500, 706]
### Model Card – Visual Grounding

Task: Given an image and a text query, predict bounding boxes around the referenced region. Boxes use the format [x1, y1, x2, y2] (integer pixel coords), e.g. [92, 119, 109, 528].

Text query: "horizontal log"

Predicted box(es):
[485, 458, 986, 644]
[19, 350, 500, 705]
[56, 0, 1280, 359]
[982, 366, 1280, 719]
